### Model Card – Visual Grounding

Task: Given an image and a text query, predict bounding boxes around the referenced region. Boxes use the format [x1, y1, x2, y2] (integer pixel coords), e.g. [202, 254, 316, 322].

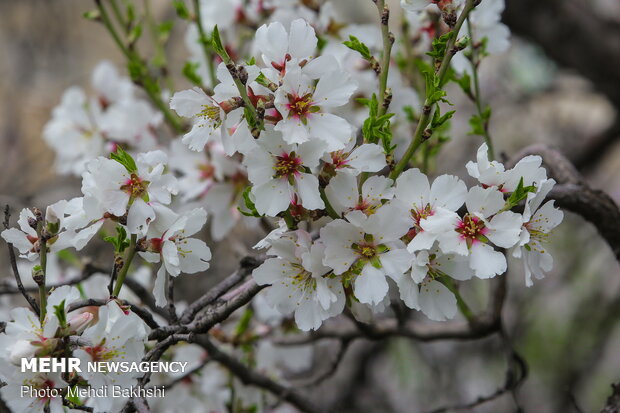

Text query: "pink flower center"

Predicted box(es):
[456, 214, 489, 243]
[286, 93, 316, 119]
[330, 151, 350, 169]
[121, 173, 149, 198]
[274, 152, 302, 178]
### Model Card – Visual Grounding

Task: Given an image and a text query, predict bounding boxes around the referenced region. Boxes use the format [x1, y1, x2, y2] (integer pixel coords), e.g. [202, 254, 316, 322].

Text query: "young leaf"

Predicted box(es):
[104, 225, 131, 253]
[53, 300, 67, 329]
[343, 35, 372, 61]
[173, 0, 190, 19]
[238, 187, 262, 217]
[426, 31, 455, 60]
[211, 25, 227, 59]
[110, 147, 137, 173]
[505, 177, 537, 209]
[183, 61, 203, 86]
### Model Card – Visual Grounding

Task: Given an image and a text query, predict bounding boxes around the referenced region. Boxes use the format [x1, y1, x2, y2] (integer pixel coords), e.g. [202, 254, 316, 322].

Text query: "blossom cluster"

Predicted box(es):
[0, 287, 149, 412]
[0, 0, 564, 411]
[252, 143, 563, 329]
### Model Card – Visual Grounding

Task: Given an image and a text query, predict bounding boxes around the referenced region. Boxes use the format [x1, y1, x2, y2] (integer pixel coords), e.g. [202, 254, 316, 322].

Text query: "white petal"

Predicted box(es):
[469, 243, 506, 279]
[252, 179, 292, 216]
[346, 144, 386, 174]
[325, 171, 358, 215]
[487, 211, 523, 248]
[465, 186, 505, 218]
[418, 280, 457, 321]
[126, 198, 155, 235]
[429, 174, 467, 210]
[294, 173, 325, 211]
[354, 264, 389, 305]
[394, 168, 430, 209]
[178, 238, 211, 274]
[170, 87, 210, 117]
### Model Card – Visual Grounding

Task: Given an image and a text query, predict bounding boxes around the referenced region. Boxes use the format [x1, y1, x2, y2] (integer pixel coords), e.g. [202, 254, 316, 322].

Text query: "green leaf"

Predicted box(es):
[359, 94, 395, 154]
[104, 225, 131, 253]
[431, 107, 455, 129]
[238, 187, 262, 217]
[173, 0, 190, 19]
[211, 25, 227, 58]
[128, 24, 143, 44]
[317, 35, 328, 51]
[83, 9, 101, 20]
[158, 21, 174, 42]
[53, 300, 67, 329]
[234, 308, 254, 338]
[182, 61, 203, 86]
[126, 3, 135, 22]
[467, 105, 491, 136]
[343, 35, 372, 61]
[426, 31, 455, 60]
[505, 177, 537, 209]
[56, 249, 80, 267]
[110, 147, 137, 173]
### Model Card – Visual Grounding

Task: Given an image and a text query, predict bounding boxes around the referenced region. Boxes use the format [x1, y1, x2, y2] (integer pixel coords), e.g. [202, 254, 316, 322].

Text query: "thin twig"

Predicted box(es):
[2, 205, 39, 314]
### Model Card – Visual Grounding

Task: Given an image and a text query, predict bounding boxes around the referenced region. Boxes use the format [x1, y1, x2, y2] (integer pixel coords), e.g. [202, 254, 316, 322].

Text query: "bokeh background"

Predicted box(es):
[1, 1, 619, 412]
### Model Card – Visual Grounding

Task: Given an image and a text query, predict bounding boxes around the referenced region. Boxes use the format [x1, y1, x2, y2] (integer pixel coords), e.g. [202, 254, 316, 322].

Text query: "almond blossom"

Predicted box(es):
[81, 150, 178, 234]
[73, 301, 149, 412]
[252, 230, 345, 330]
[273, 60, 357, 151]
[466, 143, 547, 192]
[139, 206, 212, 306]
[435, 186, 523, 278]
[393, 168, 467, 252]
[320, 203, 413, 305]
[325, 172, 394, 216]
[254, 18, 317, 71]
[512, 179, 564, 286]
[393, 248, 473, 321]
[243, 129, 326, 216]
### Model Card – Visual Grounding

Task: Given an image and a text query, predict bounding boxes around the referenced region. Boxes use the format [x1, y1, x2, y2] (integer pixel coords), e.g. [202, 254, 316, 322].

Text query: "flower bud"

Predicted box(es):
[66, 312, 94, 335]
[32, 265, 45, 285]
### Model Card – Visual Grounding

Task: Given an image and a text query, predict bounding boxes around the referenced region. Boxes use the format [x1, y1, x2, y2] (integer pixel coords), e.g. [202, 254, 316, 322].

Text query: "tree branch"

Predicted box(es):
[196, 336, 325, 413]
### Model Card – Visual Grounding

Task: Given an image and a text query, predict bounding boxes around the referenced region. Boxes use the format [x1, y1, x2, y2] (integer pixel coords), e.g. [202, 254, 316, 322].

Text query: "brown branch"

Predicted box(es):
[67, 298, 160, 330]
[195, 336, 325, 413]
[3, 205, 40, 314]
[602, 383, 620, 413]
[179, 255, 262, 324]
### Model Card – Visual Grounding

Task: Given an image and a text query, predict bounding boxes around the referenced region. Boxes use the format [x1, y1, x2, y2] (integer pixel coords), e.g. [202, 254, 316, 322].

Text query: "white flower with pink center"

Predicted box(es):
[170, 87, 226, 151]
[139, 205, 212, 306]
[392, 248, 474, 321]
[320, 202, 414, 305]
[436, 186, 523, 279]
[254, 18, 317, 72]
[322, 141, 387, 176]
[73, 300, 149, 412]
[81, 150, 178, 235]
[393, 168, 467, 253]
[512, 179, 564, 286]
[273, 61, 357, 151]
[325, 172, 394, 217]
[252, 230, 345, 331]
[243, 129, 326, 216]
